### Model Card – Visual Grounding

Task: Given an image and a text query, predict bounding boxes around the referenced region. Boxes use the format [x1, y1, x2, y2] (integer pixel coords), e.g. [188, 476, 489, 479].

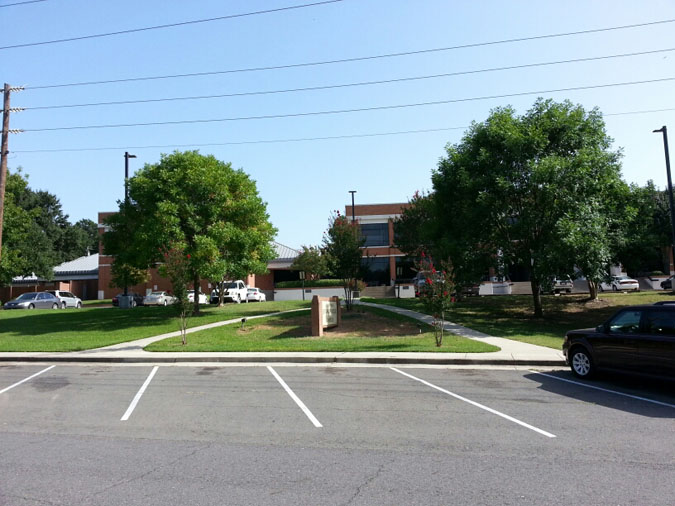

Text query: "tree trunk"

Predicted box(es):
[530, 279, 543, 317]
[588, 280, 599, 300]
[193, 274, 200, 315]
[218, 279, 225, 307]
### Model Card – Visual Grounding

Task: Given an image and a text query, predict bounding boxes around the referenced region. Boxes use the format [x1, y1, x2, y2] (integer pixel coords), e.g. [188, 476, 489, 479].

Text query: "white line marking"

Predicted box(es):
[0, 365, 55, 394]
[531, 371, 675, 409]
[121, 366, 158, 421]
[267, 366, 322, 428]
[390, 367, 556, 438]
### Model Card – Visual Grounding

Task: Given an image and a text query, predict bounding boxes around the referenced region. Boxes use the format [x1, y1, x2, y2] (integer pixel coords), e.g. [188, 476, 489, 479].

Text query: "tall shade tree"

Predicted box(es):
[402, 99, 625, 316]
[103, 151, 276, 313]
[0, 170, 58, 285]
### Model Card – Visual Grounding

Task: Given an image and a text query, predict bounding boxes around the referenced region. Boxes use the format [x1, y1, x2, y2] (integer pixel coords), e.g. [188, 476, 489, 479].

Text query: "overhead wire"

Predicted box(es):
[0, 0, 344, 50]
[0, 0, 47, 7]
[24, 47, 675, 110]
[11, 107, 675, 154]
[20, 77, 675, 132]
[22, 17, 675, 89]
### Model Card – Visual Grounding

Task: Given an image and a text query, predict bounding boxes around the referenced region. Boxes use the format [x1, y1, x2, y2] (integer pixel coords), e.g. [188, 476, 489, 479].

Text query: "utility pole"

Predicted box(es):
[653, 126, 675, 278]
[0, 83, 24, 263]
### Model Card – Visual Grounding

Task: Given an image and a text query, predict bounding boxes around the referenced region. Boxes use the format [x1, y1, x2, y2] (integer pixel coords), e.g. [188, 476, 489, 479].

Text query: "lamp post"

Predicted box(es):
[653, 127, 675, 279]
[349, 190, 356, 223]
[123, 152, 136, 299]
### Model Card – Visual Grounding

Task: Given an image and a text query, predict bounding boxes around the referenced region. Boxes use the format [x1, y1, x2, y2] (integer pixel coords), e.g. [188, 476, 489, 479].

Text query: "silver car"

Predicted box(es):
[46, 290, 82, 309]
[3, 292, 60, 310]
[143, 291, 176, 306]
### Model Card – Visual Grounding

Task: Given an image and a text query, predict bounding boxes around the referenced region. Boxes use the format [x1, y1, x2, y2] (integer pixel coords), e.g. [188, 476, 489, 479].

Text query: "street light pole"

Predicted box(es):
[653, 126, 675, 278]
[349, 190, 356, 223]
[123, 152, 136, 298]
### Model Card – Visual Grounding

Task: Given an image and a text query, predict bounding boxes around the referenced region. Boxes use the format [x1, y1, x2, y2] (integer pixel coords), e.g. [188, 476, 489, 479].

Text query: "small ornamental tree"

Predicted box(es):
[322, 212, 365, 310]
[417, 253, 455, 347]
[291, 245, 329, 280]
[159, 245, 192, 345]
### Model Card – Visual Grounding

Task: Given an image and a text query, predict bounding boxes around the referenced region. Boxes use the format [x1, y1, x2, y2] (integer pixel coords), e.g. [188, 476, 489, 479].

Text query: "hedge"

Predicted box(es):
[276, 279, 344, 288]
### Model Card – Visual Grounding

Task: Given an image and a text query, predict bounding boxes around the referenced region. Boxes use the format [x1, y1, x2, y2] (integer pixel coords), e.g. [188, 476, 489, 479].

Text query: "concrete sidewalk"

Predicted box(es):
[0, 303, 566, 366]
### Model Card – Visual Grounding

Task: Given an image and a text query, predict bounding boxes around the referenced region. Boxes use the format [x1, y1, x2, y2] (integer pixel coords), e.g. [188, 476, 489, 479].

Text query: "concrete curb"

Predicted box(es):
[0, 354, 566, 366]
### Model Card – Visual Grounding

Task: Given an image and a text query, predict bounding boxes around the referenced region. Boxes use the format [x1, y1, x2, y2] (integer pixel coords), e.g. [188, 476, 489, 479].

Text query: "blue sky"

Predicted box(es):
[3, 0, 675, 248]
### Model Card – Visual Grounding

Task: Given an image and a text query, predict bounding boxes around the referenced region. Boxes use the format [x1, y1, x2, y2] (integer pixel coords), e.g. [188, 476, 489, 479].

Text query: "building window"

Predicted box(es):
[361, 257, 390, 286]
[395, 256, 416, 283]
[360, 223, 389, 247]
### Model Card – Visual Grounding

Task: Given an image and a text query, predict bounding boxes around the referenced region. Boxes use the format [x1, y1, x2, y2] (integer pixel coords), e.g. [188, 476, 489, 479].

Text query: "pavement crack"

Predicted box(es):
[81, 443, 212, 501]
[342, 459, 391, 506]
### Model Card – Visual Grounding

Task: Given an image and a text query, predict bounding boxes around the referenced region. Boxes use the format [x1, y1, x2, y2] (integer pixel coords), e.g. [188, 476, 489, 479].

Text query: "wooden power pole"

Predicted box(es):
[0, 83, 24, 263]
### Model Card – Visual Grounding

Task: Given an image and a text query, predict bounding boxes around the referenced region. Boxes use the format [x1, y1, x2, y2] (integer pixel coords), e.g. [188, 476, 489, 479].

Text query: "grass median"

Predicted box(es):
[145, 305, 499, 353]
[0, 300, 310, 352]
[363, 291, 675, 349]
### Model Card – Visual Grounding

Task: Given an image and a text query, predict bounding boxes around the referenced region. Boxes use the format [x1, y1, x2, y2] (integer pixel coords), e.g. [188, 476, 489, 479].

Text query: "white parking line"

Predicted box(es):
[531, 371, 675, 409]
[391, 367, 556, 438]
[0, 365, 55, 395]
[267, 366, 322, 428]
[121, 366, 158, 421]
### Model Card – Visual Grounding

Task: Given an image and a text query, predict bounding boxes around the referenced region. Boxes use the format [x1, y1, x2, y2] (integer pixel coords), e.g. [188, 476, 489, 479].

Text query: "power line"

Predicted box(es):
[25, 47, 675, 110]
[11, 106, 675, 154]
[21, 77, 675, 132]
[0, 0, 47, 7]
[0, 0, 344, 50]
[12, 127, 472, 153]
[24, 17, 675, 89]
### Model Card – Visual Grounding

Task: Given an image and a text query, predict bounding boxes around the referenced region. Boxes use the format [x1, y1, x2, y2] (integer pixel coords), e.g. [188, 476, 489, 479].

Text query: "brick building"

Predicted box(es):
[0, 253, 99, 302]
[344, 202, 415, 286]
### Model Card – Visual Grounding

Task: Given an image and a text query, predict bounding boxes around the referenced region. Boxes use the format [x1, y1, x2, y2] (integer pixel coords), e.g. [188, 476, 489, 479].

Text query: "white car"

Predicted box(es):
[187, 290, 208, 304]
[599, 275, 640, 292]
[46, 290, 82, 309]
[221, 280, 248, 304]
[246, 287, 266, 302]
[143, 291, 176, 306]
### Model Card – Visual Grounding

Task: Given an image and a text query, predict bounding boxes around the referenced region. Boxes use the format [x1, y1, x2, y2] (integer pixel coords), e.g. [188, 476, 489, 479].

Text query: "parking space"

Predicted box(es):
[1, 363, 674, 506]
[1, 363, 673, 444]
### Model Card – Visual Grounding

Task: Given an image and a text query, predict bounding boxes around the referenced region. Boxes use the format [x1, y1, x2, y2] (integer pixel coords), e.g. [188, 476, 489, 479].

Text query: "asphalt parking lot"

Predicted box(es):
[1, 364, 673, 506]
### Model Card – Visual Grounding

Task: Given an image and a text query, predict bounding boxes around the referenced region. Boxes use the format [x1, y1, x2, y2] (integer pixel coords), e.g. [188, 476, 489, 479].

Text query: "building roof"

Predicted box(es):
[12, 253, 99, 284]
[54, 253, 99, 276]
[271, 241, 300, 262]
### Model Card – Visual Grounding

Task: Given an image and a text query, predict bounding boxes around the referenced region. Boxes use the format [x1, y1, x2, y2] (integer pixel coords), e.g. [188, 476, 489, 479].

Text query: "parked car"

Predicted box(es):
[562, 303, 675, 379]
[46, 290, 82, 309]
[246, 287, 266, 302]
[112, 292, 145, 307]
[660, 275, 675, 290]
[143, 291, 175, 306]
[599, 275, 640, 292]
[187, 290, 208, 304]
[211, 280, 248, 304]
[3, 292, 60, 310]
[541, 277, 574, 294]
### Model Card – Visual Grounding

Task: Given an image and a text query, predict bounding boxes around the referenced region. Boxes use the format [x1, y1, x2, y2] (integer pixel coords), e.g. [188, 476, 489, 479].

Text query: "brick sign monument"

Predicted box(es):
[311, 295, 341, 336]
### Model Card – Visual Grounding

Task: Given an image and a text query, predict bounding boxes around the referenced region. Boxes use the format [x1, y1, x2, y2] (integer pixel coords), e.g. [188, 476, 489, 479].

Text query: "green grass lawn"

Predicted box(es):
[146, 305, 499, 353]
[363, 291, 675, 349]
[0, 301, 310, 352]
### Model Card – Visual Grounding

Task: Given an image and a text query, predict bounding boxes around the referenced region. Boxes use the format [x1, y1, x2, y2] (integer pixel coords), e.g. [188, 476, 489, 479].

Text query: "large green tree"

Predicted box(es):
[103, 150, 276, 313]
[0, 170, 59, 285]
[617, 181, 672, 276]
[399, 99, 626, 316]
